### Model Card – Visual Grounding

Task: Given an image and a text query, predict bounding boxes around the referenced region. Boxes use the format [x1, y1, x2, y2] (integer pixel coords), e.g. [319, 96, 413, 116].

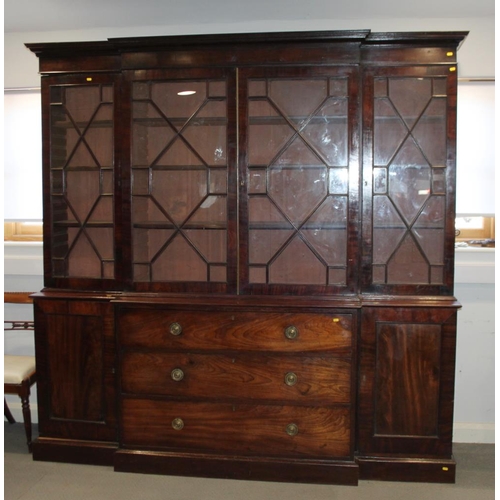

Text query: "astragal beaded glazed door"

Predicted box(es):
[239, 67, 360, 295]
[362, 66, 457, 295]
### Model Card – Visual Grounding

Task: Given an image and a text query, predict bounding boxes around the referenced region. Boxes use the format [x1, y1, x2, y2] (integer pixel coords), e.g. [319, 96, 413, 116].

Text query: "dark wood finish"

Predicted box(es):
[27, 30, 467, 485]
[121, 352, 351, 403]
[357, 456, 456, 483]
[121, 399, 351, 458]
[33, 437, 117, 466]
[358, 306, 458, 457]
[115, 450, 359, 485]
[118, 307, 353, 352]
[33, 294, 118, 442]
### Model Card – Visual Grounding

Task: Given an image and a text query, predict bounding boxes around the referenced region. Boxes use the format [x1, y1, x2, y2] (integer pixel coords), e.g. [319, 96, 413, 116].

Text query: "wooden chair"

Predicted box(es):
[4, 292, 36, 452]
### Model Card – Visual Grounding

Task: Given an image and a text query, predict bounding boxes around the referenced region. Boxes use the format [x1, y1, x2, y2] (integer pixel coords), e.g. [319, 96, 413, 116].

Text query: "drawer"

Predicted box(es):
[121, 399, 351, 458]
[118, 309, 352, 352]
[121, 352, 351, 404]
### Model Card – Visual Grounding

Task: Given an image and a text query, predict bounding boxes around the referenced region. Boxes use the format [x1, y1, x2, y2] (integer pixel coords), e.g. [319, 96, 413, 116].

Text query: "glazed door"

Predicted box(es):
[239, 66, 360, 295]
[361, 66, 458, 295]
[42, 74, 121, 290]
[126, 68, 237, 293]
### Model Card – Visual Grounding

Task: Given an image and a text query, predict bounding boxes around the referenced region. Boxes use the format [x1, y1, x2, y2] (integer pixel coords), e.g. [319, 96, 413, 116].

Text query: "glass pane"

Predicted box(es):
[269, 236, 326, 285]
[152, 235, 207, 282]
[49, 83, 115, 279]
[388, 163, 430, 224]
[412, 98, 447, 168]
[386, 234, 429, 284]
[131, 77, 228, 284]
[67, 231, 102, 278]
[209, 265, 227, 282]
[151, 170, 207, 224]
[249, 229, 294, 264]
[268, 167, 327, 224]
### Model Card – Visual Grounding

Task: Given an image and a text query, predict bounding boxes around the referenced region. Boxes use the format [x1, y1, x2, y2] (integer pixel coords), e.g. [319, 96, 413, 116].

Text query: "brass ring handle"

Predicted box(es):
[171, 368, 185, 382]
[284, 372, 298, 386]
[284, 325, 298, 340]
[169, 322, 182, 336]
[172, 418, 184, 431]
[286, 423, 299, 436]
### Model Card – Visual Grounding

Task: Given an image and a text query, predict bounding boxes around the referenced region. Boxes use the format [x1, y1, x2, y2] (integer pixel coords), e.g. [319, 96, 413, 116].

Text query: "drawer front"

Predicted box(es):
[121, 352, 351, 404]
[121, 399, 351, 458]
[118, 309, 352, 352]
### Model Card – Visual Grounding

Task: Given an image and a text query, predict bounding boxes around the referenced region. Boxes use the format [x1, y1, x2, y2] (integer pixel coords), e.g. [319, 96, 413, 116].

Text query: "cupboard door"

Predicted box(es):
[43, 75, 120, 289]
[128, 69, 237, 293]
[358, 307, 458, 457]
[361, 66, 457, 295]
[239, 67, 360, 295]
[33, 298, 117, 441]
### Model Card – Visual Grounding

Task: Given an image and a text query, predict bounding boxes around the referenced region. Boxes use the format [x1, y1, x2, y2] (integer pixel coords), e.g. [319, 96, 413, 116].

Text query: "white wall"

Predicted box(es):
[4, 243, 495, 443]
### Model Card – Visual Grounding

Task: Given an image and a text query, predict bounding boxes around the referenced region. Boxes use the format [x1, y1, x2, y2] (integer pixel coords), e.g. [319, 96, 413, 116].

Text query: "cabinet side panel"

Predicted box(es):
[375, 323, 441, 437]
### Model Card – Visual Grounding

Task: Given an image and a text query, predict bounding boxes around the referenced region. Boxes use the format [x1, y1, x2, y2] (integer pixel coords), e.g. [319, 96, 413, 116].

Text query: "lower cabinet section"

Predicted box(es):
[115, 301, 358, 484]
[31, 294, 460, 485]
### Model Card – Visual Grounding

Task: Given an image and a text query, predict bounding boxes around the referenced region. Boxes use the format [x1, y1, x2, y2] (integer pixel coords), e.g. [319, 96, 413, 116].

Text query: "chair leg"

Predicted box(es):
[4, 398, 16, 424]
[20, 396, 33, 453]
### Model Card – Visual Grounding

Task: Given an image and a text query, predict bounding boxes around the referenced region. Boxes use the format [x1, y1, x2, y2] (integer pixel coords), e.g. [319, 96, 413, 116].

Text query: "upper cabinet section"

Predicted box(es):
[27, 31, 467, 295]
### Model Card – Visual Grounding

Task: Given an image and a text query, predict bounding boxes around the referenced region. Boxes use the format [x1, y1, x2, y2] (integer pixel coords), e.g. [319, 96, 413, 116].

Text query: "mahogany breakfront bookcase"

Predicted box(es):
[27, 30, 467, 485]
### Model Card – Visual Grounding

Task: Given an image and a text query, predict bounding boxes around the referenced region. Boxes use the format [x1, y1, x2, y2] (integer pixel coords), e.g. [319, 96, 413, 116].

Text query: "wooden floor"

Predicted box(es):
[4, 423, 495, 500]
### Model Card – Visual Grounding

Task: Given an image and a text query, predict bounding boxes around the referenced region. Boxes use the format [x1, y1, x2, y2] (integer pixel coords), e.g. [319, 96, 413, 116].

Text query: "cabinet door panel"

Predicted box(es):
[34, 298, 117, 442]
[239, 66, 360, 295]
[46, 314, 104, 420]
[358, 307, 457, 457]
[128, 68, 237, 294]
[43, 74, 120, 290]
[375, 323, 441, 437]
[362, 66, 457, 295]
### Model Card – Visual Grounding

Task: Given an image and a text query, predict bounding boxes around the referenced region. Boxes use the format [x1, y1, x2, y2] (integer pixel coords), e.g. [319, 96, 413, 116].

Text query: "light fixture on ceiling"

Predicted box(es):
[177, 90, 196, 96]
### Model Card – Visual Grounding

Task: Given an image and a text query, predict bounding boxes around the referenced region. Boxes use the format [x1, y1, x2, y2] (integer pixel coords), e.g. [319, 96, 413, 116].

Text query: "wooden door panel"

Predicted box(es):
[358, 306, 458, 457]
[375, 323, 441, 437]
[34, 297, 117, 442]
[46, 314, 104, 421]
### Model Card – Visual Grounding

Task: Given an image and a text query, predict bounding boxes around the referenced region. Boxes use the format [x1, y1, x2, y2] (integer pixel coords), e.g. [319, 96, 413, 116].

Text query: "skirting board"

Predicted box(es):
[4, 401, 494, 444]
[453, 422, 495, 444]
